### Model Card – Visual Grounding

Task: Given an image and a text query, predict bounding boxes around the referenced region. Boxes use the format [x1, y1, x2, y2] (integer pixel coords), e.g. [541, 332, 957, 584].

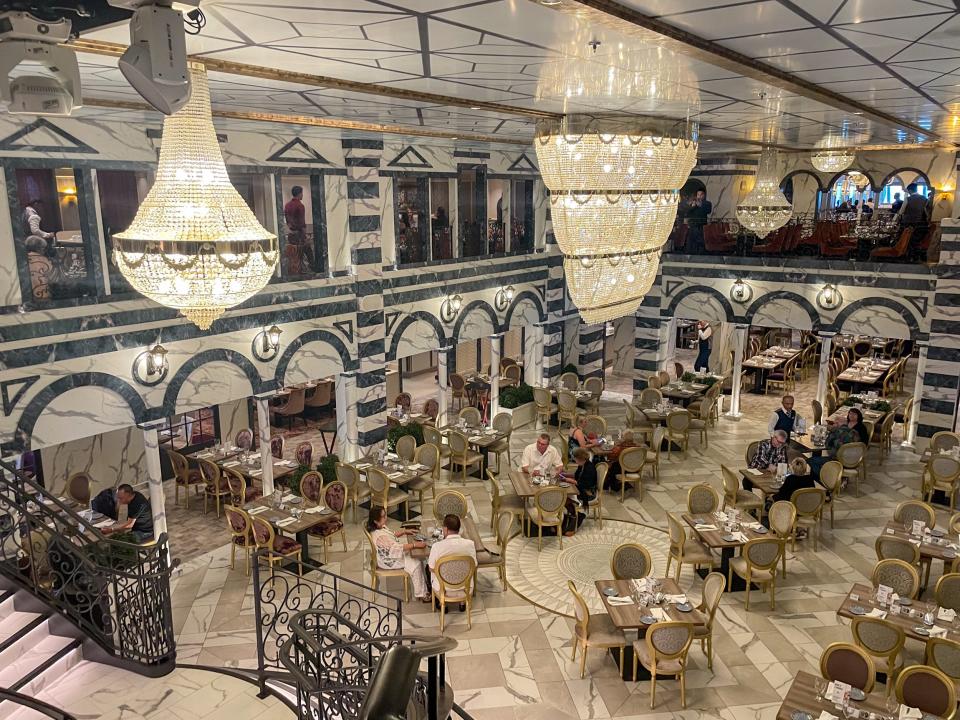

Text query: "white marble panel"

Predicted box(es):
[0, 167, 21, 307]
[325, 174, 351, 272]
[609, 316, 634, 375]
[174, 361, 254, 416]
[393, 318, 441, 361]
[282, 339, 347, 386]
[32, 387, 137, 450]
[457, 306, 496, 344]
[752, 297, 814, 331]
[672, 292, 730, 324]
[42, 425, 146, 496]
[838, 305, 913, 340]
[217, 399, 251, 444]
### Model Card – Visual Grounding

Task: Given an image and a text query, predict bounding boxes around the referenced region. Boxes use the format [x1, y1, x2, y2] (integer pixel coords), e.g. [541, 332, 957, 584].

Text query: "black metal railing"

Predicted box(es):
[0, 688, 78, 719]
[0, 459, 176, 674]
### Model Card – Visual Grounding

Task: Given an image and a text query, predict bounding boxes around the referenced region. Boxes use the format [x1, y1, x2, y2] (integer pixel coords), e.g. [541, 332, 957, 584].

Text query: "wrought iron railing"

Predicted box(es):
[0, 688, 78, 719]
[0, 459, 176, 674]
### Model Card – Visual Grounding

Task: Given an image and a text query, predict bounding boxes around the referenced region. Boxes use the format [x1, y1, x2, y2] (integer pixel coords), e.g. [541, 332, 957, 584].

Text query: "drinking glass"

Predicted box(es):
[814, 678, 827, 703]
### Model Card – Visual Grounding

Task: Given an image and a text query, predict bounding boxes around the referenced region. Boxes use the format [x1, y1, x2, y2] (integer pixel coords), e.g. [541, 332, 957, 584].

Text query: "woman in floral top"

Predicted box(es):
[809, 408, 868, 478]
[366, 506, 429, 601]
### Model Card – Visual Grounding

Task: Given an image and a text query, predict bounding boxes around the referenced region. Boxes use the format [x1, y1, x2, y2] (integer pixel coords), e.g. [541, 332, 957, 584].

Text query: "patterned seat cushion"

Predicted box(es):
[730, 557, 774, 582]
[736, 489, 763, 506]
[273, 535, 301, 554]
[632, 640, 684, 673]
[682, 539, 713, 564]
[232, 535, 250, 546]
[582, 614, 627, 646]
[308, 518, 343, 537]
[181, 469, 204, 485]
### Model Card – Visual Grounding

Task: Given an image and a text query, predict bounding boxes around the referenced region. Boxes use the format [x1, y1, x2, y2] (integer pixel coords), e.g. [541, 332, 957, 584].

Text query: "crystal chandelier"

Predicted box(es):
[737, 147, 792, 237]
[564, 249, 661, 324]
[113, 63, 278, 330]
[811, 136, 855, 174]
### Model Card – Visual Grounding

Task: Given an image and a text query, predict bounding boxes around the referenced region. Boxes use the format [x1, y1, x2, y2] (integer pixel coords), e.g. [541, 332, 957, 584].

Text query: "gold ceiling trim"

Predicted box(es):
[544, 0, 940, 143]
[81, 97, 532, 145]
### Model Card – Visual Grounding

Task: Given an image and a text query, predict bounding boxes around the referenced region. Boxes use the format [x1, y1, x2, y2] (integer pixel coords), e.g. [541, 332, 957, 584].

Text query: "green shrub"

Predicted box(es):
[682, 371, 718, 387]
[317, 453, 339, 484]
[873, 401, 891, 413]
[387, 422, 424, 452]
[287, 464, 311, 496]
[562, 363, 579, 378]
[500, 383, 535, 409]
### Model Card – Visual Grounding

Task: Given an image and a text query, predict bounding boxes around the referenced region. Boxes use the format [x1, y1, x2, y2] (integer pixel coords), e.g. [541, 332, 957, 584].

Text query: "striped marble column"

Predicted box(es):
[255, 395, 275, 496]
[815, 331, 833, 410]
[525, 323, 545, 386]
[578, 323, 604, 380]
[543, 259, 565, 381]
[139, 421, 168, 559]
[437, 346, 452, 428]
[489, 333, 503, 417]
[633, 270, 664, 395]
[904, 341, 927, 447]
[335, 371, 359, 462]
[343, 136, 388, 452]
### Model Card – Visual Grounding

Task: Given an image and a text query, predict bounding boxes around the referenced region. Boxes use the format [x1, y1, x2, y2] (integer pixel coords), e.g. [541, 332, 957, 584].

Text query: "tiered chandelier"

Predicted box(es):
[113, 63, 278, 330]
[535, 114, 698, 323]
[811, 135, 855, 174]
[736, 146, 792, 237]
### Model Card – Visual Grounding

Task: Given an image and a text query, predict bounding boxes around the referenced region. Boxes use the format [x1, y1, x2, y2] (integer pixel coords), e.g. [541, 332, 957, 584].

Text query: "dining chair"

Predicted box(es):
[298, 469, 323, 503]
[583, 376, 603, 414]
[935, 573, 960, 613]
[476, 511, 515, 592]
[721, 465, 763, 519]
[557, 390, 578, 428]
[694, 572, 726, 670]
[20, 530, 53, 590]
[502, 364, 522, 388]
[224, 505, 255, 576]
[488, 412, 513, 473]
[873, 413, 896, 462]
[304, 382, 333, 414]
[533, 387, 557, 427]
[395, 434, 417, 463]
[637, 387, 662, 409]
[407, 443, 438, 514]
[871, 558, 920, 599]
[924, 638, 960, 703]
[924, 455, 960, 510]
[895, 665, 956, 719]
[896, 397, 914, 439]
[642, 427, 666, 484]
[198, 458, 231, 518]
[251, 515, 303, 581]
[647, 374, 662, 389]
[271, 388, 306, 429]
[673, 361, 684, 380]
[485, 470, 524, 531]
[458, 406, 482, 426]
[633, 621, 695, 708]
[65, 472, 92, 508]
[422, 425, 451, 466]
[622, 400, 655, 441]
[526, 486, 565, 551]
[617, 446, 647, 502]
[665, 513, 714, 582]
[559, 372, 579, 391]
[688, 398, 712, 448]
[729, 538, 781, 611]
[367, 468, 410, 522]
[583, 415, 607, 438]
[448, 431, 483, 485]
[234, 428, 254, 450]
[423, 397, 440, 421]
[294, 441, 314, 468]
[223, 467, 260, 506]
[568, 579, 627, 679]
[450, 373, 468, 410]
[874, 536, 921, 565]
[811, 400, 823, 424]
[836, 442, 867, 497]
[337, 462, 369, 522]
[168, 450, 203, 510]
[686, 483, 720, 515]
[433, 555, 477, 633]
[610, 542, 653, 580]
[820, 642, 877, 695]
[307, 480, 348, 562]
[851, 618, 905, 695]
[768, 500, 796, 579]
[791, 487, 826, 551]
[363, 529, 409, 601]
[931, 431, 960, 454]
[394, 392, 412, 412]
[665, 411, 691, 458]
[657, 370, 671, 387]
[433, 488, 469, 523]
[591, 462, 608, 528]
[270, 435, 285, 460]
[819, 460, 843, 527]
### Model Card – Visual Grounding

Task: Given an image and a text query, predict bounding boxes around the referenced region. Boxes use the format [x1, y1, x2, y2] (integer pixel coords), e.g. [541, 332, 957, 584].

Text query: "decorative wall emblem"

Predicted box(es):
[387, 146, 431, 168]
[266, 137, 330, 164]
[1, 376, 38, 416]
[507, 153, 538, 172]
[332, 319, 354, 343]
[0, 118, 96, 154]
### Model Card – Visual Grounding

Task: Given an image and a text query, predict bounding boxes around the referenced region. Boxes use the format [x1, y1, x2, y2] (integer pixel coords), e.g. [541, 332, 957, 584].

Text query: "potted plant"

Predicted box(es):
[498, 383, 537, 427]
[387, 423, 424, 452]
[562, 363, 579, 378]
[317, 453, 339, 484]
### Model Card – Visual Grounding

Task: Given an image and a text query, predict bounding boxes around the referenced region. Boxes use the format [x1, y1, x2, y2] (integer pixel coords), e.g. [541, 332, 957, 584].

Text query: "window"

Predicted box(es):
[230, 172, 276, 233]
[96, 169, 153, 294]
[279, 174, 327, 276]
[511, 179, 534, 252]
[458, 165, 487, 257]
[431, 178, 452, 260]
[158, 406, 219, 453]
[14, 167, 96, 302]
[394, 176, 428, 264]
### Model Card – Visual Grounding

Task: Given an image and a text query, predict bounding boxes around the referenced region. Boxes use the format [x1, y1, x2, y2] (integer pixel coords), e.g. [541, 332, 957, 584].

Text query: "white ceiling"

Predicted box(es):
[74, 0, 960, 150]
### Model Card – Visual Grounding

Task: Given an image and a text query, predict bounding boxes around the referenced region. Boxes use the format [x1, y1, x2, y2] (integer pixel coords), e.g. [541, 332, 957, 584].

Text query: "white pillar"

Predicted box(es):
[489, 333, 503, 419]
[140, 423, 169, 562]
[816, 332, 834, 409]
[526, 323, 545, 386]
[904, 342, 928, 447]
[664, 317, 678, 368]
[656, 318, 673, 372]
[335, 371, 359, 462]
[255, 395, 275, 497]
[437, 346, 451, 427]
[726, 324, 749, 419]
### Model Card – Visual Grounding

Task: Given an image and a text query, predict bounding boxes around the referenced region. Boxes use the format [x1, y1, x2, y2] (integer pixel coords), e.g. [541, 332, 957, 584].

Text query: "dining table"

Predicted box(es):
[879, 520, 958, 568]
[351, 453, 434, 519]
[777, 670, 904, 720]
[438, 422, 509, 477]
[739, 467, 788, 503]
[683, 511, 771, 590]
[407, 515, 487, 561]
[837, 582, 960, 646]
[837, 358, 895, 391]
[824, 404, 888, 426]
[507, 468, 578, 499]
[659, 382, 706, 407]
[217, 454, 299, 485]
[594, 577, 707, 680]
[243, 492, 339, 567]
[742, 347, 801, 393]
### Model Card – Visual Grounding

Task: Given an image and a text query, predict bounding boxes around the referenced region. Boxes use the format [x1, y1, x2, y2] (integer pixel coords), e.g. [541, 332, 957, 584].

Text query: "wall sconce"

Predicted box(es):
[494, 285, 515, 311]
[440, 293, 463, 324]
[817, 283, 842, 310]
[252, 324, 283, 361]
[729, 278, 752, 304]
[132, 343, 169, 386]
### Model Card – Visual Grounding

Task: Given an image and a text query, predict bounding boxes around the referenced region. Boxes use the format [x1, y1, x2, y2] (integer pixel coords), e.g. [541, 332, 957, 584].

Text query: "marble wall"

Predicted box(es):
[42, 425, 147, 497]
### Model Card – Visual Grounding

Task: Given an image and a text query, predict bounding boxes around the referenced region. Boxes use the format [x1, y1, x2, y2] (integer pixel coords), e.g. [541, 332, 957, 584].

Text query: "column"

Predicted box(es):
[815, 331, 834, 409]
[437, 346, 452, 427]
[903, 341, 928, 447]
[664, 317, 678, 368]
[726, 324, 749, 419]
[489, 333, 503, 418]
[140, 422, 168, 560]
[255, 395, 275, 497]
[525, 323, 545, 386]
[335, 371, 359, 462]
[578, 322, 604, 379]
[655, 318, 673, 372]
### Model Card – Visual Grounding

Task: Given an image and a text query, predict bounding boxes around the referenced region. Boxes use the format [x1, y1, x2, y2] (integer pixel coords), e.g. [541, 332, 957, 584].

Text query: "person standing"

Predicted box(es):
[684, 189, 712, 254]
[899, 183, 929, 228]
[891, 193, 903, 214]
[767, 395, 802, 438]
[283, 185, 313, 273]
[694, 321, 713, 372]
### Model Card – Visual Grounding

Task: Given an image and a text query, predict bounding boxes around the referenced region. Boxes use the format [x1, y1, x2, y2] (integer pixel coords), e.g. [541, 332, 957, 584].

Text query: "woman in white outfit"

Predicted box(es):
[366, 506, 430, 601]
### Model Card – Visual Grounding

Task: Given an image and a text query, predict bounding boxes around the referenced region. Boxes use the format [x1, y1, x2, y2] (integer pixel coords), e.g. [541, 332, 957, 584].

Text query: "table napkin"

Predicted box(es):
[928, 626, 948, 639]
[387, 472, 403, 479]
[354, 463, 371, 470]
[938, 607, 957, 621]
[410, 463, 426, 470]
[744, 522, 764, 531]
[281, 493, 297, 502]
[305, 505, 327, 514]
[745, 468, 762, 476]
[468, 436, 483, 443]
[694, 524, 718, 531]
[222, 460, 240, 468]
[94, 519, 114, 528]
[276, 517, 297, 528]
[666, 594, 688, 604]
[650, 607, 668, 621]
[248, 506, 269, 515]
[899, 707, 922, 720]
[195, 452, 212, 459]
[818, 712, 838, 720]
[607, 596, 634, 605]
[250, 469, 263, 477]
[731, 532, 750, 543]
[280, 460, 296, 467]
[866, 608, 887, 619]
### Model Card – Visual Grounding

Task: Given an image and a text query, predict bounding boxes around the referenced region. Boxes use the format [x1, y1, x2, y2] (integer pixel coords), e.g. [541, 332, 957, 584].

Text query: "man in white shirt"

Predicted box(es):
[427, 514, 477, 605]
[521, 433, 563, 477]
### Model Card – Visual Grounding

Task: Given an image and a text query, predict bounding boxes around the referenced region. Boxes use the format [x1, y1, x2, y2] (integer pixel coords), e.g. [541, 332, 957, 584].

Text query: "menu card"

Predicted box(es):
[912, 520, 926, 536]
[875, 584, 893, 605]
[828, 680, 851, 705]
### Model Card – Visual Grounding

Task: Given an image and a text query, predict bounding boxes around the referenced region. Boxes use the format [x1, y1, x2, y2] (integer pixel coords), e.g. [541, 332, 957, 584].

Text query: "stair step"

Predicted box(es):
[0, 591, 16, 621]
[0, 629, 74, 690]
[0, 639, 81, 720]
[0, 614, 46, 654]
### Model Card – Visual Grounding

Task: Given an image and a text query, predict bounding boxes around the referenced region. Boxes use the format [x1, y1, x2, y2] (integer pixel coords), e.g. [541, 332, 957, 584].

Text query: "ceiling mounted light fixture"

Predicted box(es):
[811, 135, 855, 174]
[112, 63, 278, 330]
[736, 146, 792, 238]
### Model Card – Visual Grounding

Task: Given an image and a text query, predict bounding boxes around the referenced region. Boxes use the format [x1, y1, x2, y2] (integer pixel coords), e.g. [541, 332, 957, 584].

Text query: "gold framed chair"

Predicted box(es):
[637, 387, 662, 409]
[768, 500, 796, 579]
[224, 505, 255, 576]
[199, 458, 231, 519]
[168, 450, 203, 509]
[924, 455, 960, 510]
[223, 466, 260, 506]
[568, 580, 627, 679]
[477, 511, 514, 592]
[686, 483, 720, 515]
[721, 465, 763, 519]
[448, 431, 483, 485]
[423, 425, 451, 467]
[407, 443, 438, 514]
[488, 412, 513, 473]
[852, 618, 905, 696]
[533, 387, 557, 427]
[307, 480, 348, 563]
[559, 371, 580, 391]
[871, 558, 920, 599]
[935, 572, 960, 612]
[819, 460, 843, 527]
[665, 513, 714, 582]
[610, 542, 653, 579]
[590, 462, 608, 527]
[582, 414, 607, 438]
[617, 446, 647, 502]
[694, 572, 726, 669]
[65, 472, 92, 508]
[931, 431, 960, 454]
[642, 427, 665, 484]
[633, 621, 695, 709]
[729, 538, 781, 611]
[665, 410, 691, 457]
[526, 485, 565, 551]
[485, 470, 525, 530]
[791, 487, 826, 551]
[895, 665, 957, 719]
[251, 515, 303, 581]
[433, 488, 468, 523]
[450, 373, 467, 410]
[363, 529, 409, 601]
[557, 390, 578, 428]
[583, 376, 603, 414]
[894, 499, 936, 529]
[835, 442, 867, 497]
[395, 434, 417, 462]
[337, 462, 369, 522]
[367, 468, 410, 522]
[924, 638, 960, 703]
[433, 555, 477, 633]
[874, 535, 920, 566]
[458, 406, 482, 426]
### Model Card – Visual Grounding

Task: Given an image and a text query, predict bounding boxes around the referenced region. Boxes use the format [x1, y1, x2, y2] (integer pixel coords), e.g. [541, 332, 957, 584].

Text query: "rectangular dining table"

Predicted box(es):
[594, 578, 707, 680]
[742, 348, 801, 393]
[824, 405, 888, 426]
[243, 494, 337, 566]
[683, 512, 771, 590]
[507, 469, 578, 499]
[351, 455, 434, 519]
[879, 521, 958, 566]
[777, 670, 897, 720]
[408, 515, 487, 561]
[438, 423, 508, 477]
[739, 467, 784, 500]
[837, 582, 960, 645]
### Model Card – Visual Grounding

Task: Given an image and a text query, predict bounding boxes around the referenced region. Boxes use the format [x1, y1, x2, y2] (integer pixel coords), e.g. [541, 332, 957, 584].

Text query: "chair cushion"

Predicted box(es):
[232, 535, 251, 546]
[454, 451, 484, 465]
[476, 550, 501, 567]
[681, 539, 713, 564]
[488, 440, 509, 452]
[181, 469, 204, 485]
[730, 557, 774, 582]
[354, 482, 372, 500]
[498, 495, 527, 511]
[632, 640, 684, 673]
[583, 614, 627, 646]
[273, 535, 302, 554]
[385, 487, 410, 505]
[690, 419, 707, 430]
[308, 517, 344, 537]
[526, 506, 561, 526]
[406, 477, 434, 492]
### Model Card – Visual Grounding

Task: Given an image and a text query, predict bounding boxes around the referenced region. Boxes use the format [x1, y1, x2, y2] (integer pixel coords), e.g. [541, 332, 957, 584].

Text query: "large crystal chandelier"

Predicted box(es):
[565, 250, 660, 324]
[737, 147, 792, 237]
[811, 135, 855, 173]
[113, 63, 278, 330]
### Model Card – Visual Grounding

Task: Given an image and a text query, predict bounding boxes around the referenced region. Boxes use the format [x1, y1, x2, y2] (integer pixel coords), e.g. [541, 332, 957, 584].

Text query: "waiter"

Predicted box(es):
[684, 189, 712, 254]
[767, 395, 802, 438]
[694, 320, 712, 372]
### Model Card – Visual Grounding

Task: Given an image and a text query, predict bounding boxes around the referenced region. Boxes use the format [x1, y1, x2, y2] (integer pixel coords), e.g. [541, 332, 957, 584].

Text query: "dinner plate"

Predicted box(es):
[898, 598, 913, 606]
[914, 626, 931, 636]
[640, 615, 657, 625]
[602, 587, 618, 597]
[791, 711, 812, 720]
[676, 602, 693, 613]
[931, 528, 946, 537]
[558, 482, 573, 488]
[753, 526, 768, 534]
[722, 534, 738, 542]
[849, 688, 866, 702]
[849, 605, 866, 615]
[945, 550, 957, 559]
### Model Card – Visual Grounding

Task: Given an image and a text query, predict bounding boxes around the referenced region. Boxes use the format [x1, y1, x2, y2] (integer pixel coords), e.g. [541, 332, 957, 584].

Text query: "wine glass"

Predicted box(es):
[814, 677, 827, 703]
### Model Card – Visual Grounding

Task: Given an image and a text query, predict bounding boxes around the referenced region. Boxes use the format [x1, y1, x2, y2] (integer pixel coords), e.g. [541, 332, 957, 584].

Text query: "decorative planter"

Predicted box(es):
[498, 401, 536, 428]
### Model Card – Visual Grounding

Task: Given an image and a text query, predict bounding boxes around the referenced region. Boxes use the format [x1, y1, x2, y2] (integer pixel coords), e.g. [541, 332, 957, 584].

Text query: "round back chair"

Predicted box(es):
[875, 536, 921, 565]
[336, 462, 359, 491]
[366, 468, 389, 500]
[931, 431, 960, 454]
[872, 558, 920, 599]
[583, 415, 606, 438]
[657, 370, 671, 387]
[895, 665, 956, 719]
[820, 642, 876, 693]
[423, 398, 440, 420]
[811, 400, 823, 424]
[299, 470, 323, 504]
[394, 392, 412, 411]
[851, 617, 905, 687]
[926, 638, 960, 687]
[415, 443, 440, 479]
[323, 480, 348, 515]
[638, 388, 662, 409]
[583, 376, 603, 399]
[270, 435, 285, 460]
[492, 411, 512, 436]
[295, 441, 314, 467]
[503, 364, 522, 387]
[646, 374, 662, 389]
[234, 428, 254, 450]
[610, 543, 653, 580]
[935, 573, 960, 613]
[65, 472, 92, 507]
[433, 489, 468, 522]
[744, 440, 761, 467]
[559, 372, 579, 391]
[395, 434, 417, 462]
[422, 425, 445, 449]
[687, 483, 720, 515]
[458, 407, 482, 426]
